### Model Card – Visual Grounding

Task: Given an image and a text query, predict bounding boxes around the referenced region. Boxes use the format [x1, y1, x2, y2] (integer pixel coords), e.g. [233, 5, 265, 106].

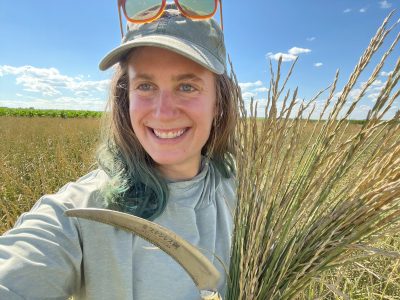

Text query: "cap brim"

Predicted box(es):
[99, 35, 225, 74]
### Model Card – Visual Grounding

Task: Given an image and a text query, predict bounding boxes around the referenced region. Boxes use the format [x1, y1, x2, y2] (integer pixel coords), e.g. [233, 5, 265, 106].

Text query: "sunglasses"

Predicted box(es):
[117, 0, 223, 38]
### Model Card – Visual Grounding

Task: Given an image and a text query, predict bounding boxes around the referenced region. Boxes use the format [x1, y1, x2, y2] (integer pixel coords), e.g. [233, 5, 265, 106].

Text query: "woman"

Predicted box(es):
[0, 3, 238, 299]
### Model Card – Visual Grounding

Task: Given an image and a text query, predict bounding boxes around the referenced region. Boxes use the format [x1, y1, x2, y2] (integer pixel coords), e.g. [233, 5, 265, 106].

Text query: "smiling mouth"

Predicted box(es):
[152, 128, 188, 139]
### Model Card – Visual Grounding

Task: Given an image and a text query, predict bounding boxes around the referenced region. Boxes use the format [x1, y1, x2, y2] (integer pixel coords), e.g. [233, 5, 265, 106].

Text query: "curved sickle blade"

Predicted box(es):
[65, 208, 220, 292]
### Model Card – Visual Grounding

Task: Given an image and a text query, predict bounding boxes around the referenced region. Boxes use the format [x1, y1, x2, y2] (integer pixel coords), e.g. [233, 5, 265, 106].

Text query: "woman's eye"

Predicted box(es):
[180, 84, 196, 92]
[137, 83, 153, 91]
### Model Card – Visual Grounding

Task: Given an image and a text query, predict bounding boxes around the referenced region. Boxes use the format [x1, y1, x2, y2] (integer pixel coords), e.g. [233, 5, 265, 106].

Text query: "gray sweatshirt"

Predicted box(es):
[0, 160, 236, 300]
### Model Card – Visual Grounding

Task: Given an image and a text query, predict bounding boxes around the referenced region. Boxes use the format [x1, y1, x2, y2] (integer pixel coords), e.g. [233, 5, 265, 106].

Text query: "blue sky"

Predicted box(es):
[0, 0, 398, 119]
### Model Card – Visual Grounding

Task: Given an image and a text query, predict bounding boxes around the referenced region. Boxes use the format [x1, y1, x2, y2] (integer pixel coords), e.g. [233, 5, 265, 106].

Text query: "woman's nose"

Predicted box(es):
[154, 90, 178, 119]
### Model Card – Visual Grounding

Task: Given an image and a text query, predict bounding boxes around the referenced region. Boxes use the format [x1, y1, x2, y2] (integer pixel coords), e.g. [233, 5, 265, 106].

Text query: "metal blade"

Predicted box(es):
[65, 208, 221, 292]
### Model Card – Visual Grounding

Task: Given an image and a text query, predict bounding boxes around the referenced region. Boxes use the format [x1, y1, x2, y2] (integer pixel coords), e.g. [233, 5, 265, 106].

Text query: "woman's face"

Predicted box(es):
[127, 47, 217, 180]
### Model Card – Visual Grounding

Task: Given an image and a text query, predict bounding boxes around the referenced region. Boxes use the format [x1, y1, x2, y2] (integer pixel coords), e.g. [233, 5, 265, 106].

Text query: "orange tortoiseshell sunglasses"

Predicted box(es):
[117, 0, 223, 37]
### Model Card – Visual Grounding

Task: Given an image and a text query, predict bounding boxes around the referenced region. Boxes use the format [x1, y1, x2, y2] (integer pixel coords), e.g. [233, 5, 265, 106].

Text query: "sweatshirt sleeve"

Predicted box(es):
[0, 191, 83, 300]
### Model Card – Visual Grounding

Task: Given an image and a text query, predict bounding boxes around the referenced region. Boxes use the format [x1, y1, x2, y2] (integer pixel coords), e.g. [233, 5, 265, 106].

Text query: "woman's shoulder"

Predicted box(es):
[219, 175, 236, 214]
[52, 168, 110, 209]
[208, 161, 237, 212]
[209, 159, 236, 184]
[7, 169, 110, 240]
[59, 168, 109, 193]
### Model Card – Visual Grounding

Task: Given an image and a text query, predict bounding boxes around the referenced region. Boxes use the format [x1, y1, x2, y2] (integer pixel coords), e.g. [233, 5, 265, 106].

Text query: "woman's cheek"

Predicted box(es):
[129, 95, 153, 115]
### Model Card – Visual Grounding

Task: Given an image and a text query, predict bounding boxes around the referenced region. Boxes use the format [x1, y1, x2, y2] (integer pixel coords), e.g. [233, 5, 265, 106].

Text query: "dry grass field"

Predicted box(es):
[0, 117, 100, 231]
[0, 117, 373, 230]
[0, 116, 399, 299]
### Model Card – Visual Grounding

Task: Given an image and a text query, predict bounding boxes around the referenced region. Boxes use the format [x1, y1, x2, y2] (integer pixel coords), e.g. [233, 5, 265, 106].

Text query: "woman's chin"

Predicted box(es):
[151, 153, 202, 180]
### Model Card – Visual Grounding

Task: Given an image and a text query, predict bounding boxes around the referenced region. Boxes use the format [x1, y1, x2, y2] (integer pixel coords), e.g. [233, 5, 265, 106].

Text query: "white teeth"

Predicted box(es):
[153, 128, 186, 139]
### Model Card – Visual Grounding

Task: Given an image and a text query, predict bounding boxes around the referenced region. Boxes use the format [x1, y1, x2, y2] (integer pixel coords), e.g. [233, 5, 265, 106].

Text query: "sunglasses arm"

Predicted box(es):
[117, 0, 124, 38]
[219, 0, 223, 31]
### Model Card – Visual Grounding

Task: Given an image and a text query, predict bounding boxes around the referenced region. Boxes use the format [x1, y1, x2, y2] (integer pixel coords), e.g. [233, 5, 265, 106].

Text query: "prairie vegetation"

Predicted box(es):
[0, 116, 399, 298]
[227, 11, 400, 300]
[0, 117, 100, 231]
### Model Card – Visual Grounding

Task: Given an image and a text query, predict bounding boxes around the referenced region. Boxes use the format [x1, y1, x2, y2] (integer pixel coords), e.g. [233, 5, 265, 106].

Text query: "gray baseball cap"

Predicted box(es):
[99, 3, 226, 74]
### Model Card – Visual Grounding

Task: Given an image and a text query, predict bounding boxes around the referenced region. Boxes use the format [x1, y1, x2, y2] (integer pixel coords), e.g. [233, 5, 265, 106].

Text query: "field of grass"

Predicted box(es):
[0, 116, 100, 230]
[0, 116, 399, 299]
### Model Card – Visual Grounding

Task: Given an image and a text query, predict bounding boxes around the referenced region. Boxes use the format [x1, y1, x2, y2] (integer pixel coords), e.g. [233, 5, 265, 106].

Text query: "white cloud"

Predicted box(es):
[267, 52, 298, 62]
[372, 85, 385, 92]
[288, 47, 312, 55]
[349, 88, 363, 100]
[239, 80, 263, 91]
[239, 82, 269, 101]
[0, 96, 106, 111]
[360, 104, 372, 111]
[239, 82, 271, 115]
[15, 74, 62, 96]
[379, 1, 392, 9]
[347, 79, 386, 101]
[1, 65, 61, 78]
[242, 92, 257, 99]
[380, 71, 393, 77]
[253, 87, 269, 93]
[359, 7, 367, 13]
[367, 92, 381, 102]
[242, 98, 273, 117]
[307, 37, 316, 42]
[314, 62, 323, 67]
[0, 65, 110, 97]
[253, 73, 397, 120]
[371, 79, 383, 87]
[267, 47, 311, 62]
[333, 78, 391, 105]
[241, 82, 398, 120]
[74, 91, 91, 97]
[369, 79, 386, 95]
[343, 8, 352, 13]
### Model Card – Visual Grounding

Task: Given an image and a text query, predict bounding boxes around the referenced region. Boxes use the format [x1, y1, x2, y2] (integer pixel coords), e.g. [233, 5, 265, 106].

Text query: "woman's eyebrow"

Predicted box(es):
[131, 73, 204, 83]
[172, 73, 205, 83]
[131, 73, 153, 81]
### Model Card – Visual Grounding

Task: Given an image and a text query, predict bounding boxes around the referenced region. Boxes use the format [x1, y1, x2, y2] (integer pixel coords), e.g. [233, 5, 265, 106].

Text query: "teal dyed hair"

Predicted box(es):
[96, 55, 238, 220]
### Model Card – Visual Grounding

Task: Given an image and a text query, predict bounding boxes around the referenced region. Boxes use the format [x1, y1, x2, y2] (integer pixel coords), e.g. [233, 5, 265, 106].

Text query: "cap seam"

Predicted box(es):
[138, 33, 224, 67]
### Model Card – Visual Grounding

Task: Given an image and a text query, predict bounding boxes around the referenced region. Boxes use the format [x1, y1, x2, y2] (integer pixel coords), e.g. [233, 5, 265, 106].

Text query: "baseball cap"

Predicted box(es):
[99, 3, 226, 74]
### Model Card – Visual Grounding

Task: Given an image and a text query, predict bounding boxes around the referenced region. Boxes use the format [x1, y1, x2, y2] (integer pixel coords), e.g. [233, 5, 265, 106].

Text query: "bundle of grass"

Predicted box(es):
[226, 12, 400, 299]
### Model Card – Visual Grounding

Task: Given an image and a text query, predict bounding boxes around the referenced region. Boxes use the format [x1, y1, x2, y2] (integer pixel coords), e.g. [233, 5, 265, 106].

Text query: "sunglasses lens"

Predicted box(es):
[124, 0, 163, 21]
[178, 0, 216, 17]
